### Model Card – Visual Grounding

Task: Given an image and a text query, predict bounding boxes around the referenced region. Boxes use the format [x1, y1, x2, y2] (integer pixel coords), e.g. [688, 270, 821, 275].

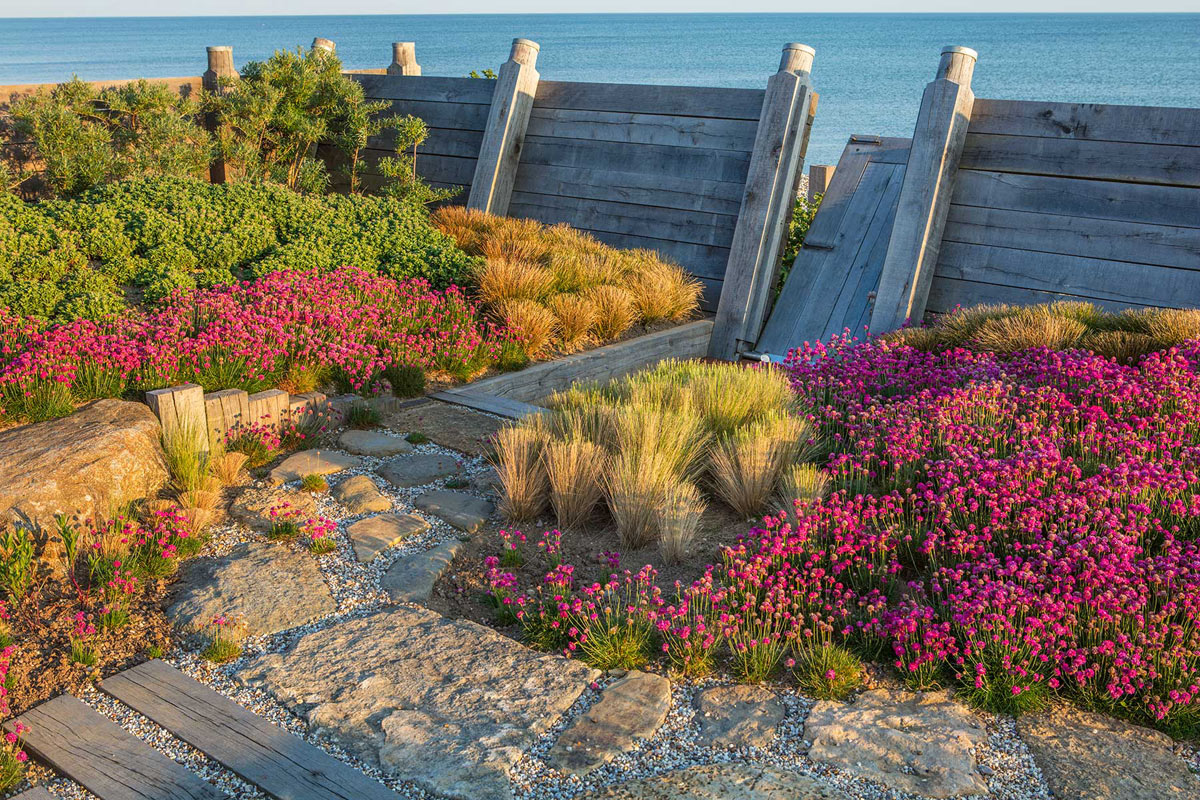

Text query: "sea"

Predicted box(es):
[2, 13, 1198, 167]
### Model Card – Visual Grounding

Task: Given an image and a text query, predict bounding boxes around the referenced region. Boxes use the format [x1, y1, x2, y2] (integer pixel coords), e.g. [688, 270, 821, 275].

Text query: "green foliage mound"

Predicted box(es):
[0, 177, 476, 321]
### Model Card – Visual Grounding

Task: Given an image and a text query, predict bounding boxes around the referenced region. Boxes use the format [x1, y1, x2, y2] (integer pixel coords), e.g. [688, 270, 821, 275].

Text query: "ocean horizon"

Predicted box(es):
[2, 13, 1198, 166]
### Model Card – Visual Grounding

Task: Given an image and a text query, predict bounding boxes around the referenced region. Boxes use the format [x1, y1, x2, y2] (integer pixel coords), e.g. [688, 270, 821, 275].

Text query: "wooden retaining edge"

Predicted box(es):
[433, 318, 714, 414]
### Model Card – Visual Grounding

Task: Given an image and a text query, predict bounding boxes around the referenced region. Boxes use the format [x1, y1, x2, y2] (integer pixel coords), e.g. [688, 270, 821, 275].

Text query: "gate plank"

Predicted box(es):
[8, 694, 225, 800]
[101, 660, 400, 800]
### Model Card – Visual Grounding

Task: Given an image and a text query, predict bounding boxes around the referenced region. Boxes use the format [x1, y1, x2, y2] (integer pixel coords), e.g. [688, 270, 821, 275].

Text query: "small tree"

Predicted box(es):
[4, 78, 210, 198]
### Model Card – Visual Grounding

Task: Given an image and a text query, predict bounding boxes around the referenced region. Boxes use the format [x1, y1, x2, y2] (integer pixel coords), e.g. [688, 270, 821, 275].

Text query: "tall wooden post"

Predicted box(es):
[312, 37, 336, 54]
[467, 38, 540, 216]
[708, 43, 816, 361]
[388, 42, 421, 76]
[808, 164, 835, 201]
[202, 46, 236, 184]
[869, 46, 977, 334]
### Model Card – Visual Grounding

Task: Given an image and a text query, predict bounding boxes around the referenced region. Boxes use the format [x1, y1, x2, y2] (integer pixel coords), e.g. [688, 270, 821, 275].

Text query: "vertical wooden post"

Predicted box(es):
[388, 42, 421, 76]
[808, 164, 835, 201]
[312, 37, 336, 54]
[202, 46, 236, 184]
[467, 38, 541, 216]
[147, 384, 209, 457]
[869, 46, 977, 334]
[708, 43, 817, 361]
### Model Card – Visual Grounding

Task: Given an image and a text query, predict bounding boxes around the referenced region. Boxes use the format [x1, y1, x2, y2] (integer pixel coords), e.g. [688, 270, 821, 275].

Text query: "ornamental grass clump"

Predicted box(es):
[710, 413, 810, 516]
[656, 482, 706, 564]
[544, 437, 607, 529]
[493, 423, 550, 522]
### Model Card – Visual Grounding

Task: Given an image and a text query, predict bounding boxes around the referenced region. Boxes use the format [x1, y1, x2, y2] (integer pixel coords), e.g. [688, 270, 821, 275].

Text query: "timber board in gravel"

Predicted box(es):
[7, 694, 225, 800]
[101, 659, 402, 800]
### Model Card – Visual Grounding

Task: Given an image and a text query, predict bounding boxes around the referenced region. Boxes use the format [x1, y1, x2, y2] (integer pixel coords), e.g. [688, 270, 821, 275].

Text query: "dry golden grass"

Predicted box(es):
[1147, 308, 1200, 348]
[971, 308, 1088, 353]
[584, 285, 636, 341]
[1045, 301, 1107, 329]
[936, 304, 1018, 349]
[179, 489, 221, 512]
[430, 206, 495, 254]
[627, 257, 702, 323]
[496, 299, 558, 359]
[549, 294, 599, 353]
[475, 258, 557, 305]
[1081, 330, 1158, 365]
[545, 437, 607, 529]
[777, 463, 831, 509]
[211, 451, 249, 487]
[479, 219, 553, 263]
[656, 482, 705, 564]
[492, 422, 550, 522]
[710, 414, 809, 516]
[547, 403, 616, 449]
[882, 325, 946, 352]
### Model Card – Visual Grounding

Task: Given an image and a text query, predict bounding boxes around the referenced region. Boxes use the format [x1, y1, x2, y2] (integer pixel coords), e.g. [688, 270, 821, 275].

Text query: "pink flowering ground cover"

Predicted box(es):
[0, 266, 502, 423]
[493, 334, 1200, 736]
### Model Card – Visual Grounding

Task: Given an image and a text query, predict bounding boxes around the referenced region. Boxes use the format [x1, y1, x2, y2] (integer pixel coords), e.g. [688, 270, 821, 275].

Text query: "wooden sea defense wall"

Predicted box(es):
[867, 46, 1200, 334]
[338, 38, 818, 331]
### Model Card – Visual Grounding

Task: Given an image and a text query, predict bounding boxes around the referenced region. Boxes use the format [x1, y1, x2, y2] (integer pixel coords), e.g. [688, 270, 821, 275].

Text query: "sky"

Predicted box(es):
[4, 3, 1198, 15]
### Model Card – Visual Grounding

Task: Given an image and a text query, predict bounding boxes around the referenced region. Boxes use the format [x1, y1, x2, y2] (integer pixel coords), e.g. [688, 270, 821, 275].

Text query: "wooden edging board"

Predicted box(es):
[433, 318, 714, 418]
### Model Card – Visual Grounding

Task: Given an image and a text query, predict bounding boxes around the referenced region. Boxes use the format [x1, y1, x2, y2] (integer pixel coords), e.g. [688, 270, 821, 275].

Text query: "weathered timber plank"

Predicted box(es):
[819, 162, 907, 341]
[951, 169, 1200, 229]
[534, 80, 764, 120]
[431, 390, 548, 420]
[455, 319, 713, 403]
[927, 277, 1157, 315]
[525, 107, 758, 151]
[511, 162, 745, 216]
[583, 230, 731, 279]
[349, 74, 496, 104]
[519, 135, 752, 184]
[8, 694, 225, 800]
[960, 133, 1200, 188]
[870, 74, 975, 333]
[366, 127, 484, 159]
[372, 99, 490, 131]
[759, 160, 902, 355]
[942, 204, 1200, 271]
[934, 241, 1200, 309]
[969, 98, 1200, 148]
[800, 142, 877, 249]
[508, 192, 738, 249]
[100, 660, 400, 800]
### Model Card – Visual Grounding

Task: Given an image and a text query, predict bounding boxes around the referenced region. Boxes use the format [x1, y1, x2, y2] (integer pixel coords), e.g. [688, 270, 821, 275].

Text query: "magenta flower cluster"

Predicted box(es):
[0, 266, 502, 420]
[500, 333, 1200, 730]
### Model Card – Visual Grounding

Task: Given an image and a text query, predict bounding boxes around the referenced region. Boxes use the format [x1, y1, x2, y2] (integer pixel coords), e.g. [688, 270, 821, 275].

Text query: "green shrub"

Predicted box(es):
[384, 363, 426, 398]
[0, 177, 476, 322]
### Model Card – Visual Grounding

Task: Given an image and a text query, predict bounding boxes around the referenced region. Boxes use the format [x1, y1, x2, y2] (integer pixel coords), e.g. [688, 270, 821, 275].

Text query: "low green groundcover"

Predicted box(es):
[0, 177, 476, 322]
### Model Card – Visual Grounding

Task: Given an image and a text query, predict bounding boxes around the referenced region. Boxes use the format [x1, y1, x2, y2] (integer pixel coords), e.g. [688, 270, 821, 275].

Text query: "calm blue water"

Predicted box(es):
[2, 14, 1199, 166]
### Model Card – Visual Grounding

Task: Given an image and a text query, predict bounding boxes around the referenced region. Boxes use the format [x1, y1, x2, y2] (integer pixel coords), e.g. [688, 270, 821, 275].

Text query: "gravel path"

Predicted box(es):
[12, 418, 1187, 800]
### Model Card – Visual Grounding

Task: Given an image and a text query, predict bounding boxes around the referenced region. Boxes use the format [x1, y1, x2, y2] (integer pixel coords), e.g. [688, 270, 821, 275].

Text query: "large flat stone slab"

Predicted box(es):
[546, 671, 671, 776]
[346, 513, 429, 562]
[331, 474, 392, 515]
[377, 454, 462, 489]
[0, 400, 168, 530]
[589, 765, 840, 799]
[383, 401, 503, 457]
[413, 490, 493, 533]
[229, 487, 318, 533]
[236, 605, 599, 800]
[381, 540, 463, 604]
[269, 449, 361, 485]
[1018, 706, 1199, 800]
[338, 429, 413, 457]
[167, 542, 336, 636]
[694, 685, 784, 750]
[805, 689, 988, 798]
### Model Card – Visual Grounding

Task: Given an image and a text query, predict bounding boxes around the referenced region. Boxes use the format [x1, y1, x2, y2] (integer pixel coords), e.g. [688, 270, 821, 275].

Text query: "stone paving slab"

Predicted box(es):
[694, 685, 784, 750]
[546, 671, 672, 776]
[236, 605, 599, 800]
[338, 430, 413, 457]
[413, 490, 494, 533]
[586, 764, 841, 799]
[331, 475, 392, 515]
[269, 449, 362, 486]
[377, 454, 463, 489]
[346, 513, 429, 562]
[382, 540, 463, 604]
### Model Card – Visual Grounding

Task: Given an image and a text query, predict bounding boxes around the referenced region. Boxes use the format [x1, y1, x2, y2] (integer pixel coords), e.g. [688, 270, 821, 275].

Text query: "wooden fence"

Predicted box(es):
[3, 36, 824, 361]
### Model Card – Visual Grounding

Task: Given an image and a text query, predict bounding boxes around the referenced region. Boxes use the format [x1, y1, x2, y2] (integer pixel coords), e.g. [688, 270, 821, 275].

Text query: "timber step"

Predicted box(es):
[100, 660, 401, 800]
[6, 694, 225, 800]
[7, 660, 402, 800]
